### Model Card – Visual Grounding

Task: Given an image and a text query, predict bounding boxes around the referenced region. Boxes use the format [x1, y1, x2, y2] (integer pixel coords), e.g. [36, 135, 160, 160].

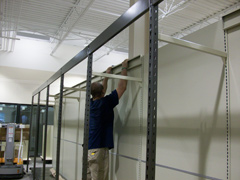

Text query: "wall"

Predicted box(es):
[0, 66, 86, 104]
[0, 38, 127, 104]
[52, 85, 85, 179]
[0, 38, 84, 104]
[152, 21, 226, 180]
[52, 20, 240, 180]
[0, 66, 52, 104]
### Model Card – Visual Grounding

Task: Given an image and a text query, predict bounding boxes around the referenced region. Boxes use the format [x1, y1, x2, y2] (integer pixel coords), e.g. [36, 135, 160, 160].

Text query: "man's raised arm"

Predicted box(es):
[116, 59, 128, 99]
[102, 66, 112, 96]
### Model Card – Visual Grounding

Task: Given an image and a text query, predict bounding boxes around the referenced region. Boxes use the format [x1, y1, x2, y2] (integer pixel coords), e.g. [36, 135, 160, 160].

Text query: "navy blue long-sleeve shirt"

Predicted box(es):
[88, 90, 119, 150]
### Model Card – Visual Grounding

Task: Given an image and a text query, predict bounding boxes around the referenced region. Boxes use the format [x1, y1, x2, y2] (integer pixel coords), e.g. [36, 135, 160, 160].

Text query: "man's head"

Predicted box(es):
[91, 82, 104, 99]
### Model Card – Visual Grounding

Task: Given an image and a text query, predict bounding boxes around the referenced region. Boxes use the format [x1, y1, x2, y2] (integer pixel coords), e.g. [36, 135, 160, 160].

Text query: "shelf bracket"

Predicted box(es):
[159, 34, 227, 58]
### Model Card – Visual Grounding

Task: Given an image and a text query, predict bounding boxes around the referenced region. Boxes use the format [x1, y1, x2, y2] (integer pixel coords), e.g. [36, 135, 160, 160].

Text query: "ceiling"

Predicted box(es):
[0, 0, 240, 56]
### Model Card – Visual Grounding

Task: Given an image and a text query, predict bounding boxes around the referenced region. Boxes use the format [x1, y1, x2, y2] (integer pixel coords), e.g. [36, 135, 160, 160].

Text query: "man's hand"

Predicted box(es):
[106, 67, 112, 74]
[102, 67, 112, 96]
[122, 59, 128, 68]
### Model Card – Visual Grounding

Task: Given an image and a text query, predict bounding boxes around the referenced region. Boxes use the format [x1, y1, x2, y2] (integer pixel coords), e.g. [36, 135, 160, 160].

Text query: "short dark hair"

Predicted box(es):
[91, 82, 103, 98]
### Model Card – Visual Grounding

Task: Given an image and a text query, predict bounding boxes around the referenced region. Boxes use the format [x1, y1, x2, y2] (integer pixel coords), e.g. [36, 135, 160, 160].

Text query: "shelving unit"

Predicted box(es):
[28, 1, 162, 180]
[28, 1, 237, 180]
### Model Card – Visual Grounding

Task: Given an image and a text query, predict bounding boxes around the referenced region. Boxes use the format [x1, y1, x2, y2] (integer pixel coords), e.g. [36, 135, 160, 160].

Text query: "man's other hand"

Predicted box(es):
[106, 67, 112, 74]
[122, 59, 128, 68]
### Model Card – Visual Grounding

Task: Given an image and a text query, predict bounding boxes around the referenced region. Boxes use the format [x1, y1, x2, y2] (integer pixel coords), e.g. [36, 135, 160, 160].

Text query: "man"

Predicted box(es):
[87, 59, 128, 180]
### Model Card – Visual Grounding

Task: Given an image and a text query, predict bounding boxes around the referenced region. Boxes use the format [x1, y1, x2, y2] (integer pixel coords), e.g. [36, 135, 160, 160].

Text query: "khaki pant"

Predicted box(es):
[87, 148, 109, 180]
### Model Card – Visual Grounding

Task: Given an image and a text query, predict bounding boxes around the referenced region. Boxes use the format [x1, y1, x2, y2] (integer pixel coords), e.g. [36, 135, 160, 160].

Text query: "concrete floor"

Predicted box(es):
[21, 167, 54, 180]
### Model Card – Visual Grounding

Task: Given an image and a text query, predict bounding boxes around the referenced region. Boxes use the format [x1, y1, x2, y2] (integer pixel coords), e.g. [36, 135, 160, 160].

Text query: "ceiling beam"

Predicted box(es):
[0, 36, 20, 40]
[10, 0, 23, 51]
[50, 0, 95, 55]
[33, 0, 161, 96]
[171, 1, 240, 38]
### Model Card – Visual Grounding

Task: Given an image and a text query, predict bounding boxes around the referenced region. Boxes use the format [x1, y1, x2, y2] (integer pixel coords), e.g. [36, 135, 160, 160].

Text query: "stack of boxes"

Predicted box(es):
[0, 127, 29, 164]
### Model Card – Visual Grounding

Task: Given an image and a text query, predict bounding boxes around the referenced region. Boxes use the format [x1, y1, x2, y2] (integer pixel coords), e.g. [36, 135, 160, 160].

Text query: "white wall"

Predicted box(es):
[52, 19, 240, 180]
[0, 37, 127, 104]
[52, 85, 85, 179]
[0, 38, 127, 73]
[152, 21, 226, 180]
[0, 66, 53, 104]
[0, 65, 86, 104]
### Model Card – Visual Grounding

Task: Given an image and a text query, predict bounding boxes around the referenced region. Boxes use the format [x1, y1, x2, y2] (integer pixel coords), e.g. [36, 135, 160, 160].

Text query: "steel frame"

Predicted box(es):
[146, 1, 159, 179]
[30, 0, 163, 179]
[33, 92, 41, 179]
[42, 86, 49, 180]
[82, 52, 93, 180]
[55, 75, 64, 180]
[26, 96, 34, 172]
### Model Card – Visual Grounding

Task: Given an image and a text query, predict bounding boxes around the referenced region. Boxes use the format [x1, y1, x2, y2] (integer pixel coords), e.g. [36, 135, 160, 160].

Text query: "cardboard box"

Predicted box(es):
[0, 151, 4, 158]
[14, 149, 19, 158]
[15, 128, 30, 141]
[0, 128, 29, 141]
[0, 128, 6, 141]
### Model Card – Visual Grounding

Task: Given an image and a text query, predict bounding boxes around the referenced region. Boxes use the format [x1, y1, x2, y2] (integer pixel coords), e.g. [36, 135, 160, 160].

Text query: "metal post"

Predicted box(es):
[33, 92, 41, 179]
[26, 96, 34, 172]
[56, 75, 64, 180]
[43, 86, 50, 180]
[82, 52, 93, 180]
[145, 1, 158, 180]
[223, 30, 230, 180]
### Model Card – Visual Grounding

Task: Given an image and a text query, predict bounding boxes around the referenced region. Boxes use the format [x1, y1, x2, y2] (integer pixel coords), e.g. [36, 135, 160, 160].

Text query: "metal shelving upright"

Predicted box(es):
[146, 1, 159, 179]
[42, 85, 50, 180]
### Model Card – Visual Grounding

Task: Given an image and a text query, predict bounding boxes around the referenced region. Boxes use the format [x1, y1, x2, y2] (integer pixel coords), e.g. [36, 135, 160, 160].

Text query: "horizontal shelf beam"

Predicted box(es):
[92, 72, 142, 82]
[63, 87, 86, 91]
[158, 34, 227, 58]
[49, 95, 56, 98]
[49, 95, 80, 100]
[56, 55, 142, 97]
[62, 96, 80, 100]
[40, 100, 55, 103]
